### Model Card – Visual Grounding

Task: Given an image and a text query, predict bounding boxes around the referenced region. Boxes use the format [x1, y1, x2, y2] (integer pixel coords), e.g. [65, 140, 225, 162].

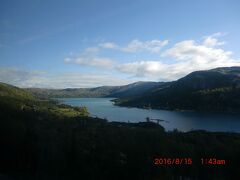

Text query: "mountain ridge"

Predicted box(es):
[25, 81, 163, 99]
[114, 66, 240, 112]
[4, 66, 240, 112]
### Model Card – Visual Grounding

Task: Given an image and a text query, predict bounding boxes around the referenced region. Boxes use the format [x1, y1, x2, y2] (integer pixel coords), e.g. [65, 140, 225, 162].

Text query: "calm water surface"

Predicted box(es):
[57, 98, 240, 132]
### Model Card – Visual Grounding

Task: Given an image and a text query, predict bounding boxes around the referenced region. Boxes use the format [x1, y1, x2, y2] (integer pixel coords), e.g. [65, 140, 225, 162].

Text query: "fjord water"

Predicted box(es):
[58, 98, 240, 132]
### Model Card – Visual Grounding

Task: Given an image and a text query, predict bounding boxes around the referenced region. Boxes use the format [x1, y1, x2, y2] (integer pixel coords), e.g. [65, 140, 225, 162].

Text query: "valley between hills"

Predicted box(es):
[26, 66, 240, 112]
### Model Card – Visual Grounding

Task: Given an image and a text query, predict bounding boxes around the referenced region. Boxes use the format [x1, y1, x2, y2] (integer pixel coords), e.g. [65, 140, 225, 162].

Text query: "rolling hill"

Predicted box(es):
[114, 66, 240, 112]
[7, 66, 240, 112]
[25, 81, 163, 98]
[0, 82, 89, 117]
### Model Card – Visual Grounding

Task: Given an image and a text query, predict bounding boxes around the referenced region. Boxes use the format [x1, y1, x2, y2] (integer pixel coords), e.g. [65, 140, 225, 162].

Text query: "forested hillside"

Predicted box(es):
[114, 67, 240, 112]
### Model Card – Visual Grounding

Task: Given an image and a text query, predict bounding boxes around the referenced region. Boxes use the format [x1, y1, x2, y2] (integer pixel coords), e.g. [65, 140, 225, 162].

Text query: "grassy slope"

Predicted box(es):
[0, 82, 89, 118]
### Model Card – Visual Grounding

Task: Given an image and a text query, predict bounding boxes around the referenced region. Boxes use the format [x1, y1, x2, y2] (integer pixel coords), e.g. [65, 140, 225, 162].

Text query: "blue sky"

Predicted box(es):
[0, 0, 240, 88]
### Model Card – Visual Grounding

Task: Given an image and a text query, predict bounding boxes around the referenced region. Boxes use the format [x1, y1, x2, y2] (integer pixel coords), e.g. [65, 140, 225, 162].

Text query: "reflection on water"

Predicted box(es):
[57, 98, 240, 132]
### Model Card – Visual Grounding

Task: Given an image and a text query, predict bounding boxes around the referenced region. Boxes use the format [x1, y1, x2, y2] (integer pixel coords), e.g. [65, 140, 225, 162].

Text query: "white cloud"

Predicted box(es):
[162, 39, 232, 63]
[99, 39, 169, 53]
[99, 42, 118, 49]
[203, 36, 225, 47]
[65, 38, 168, 68]
[0, 68, 42, 84]
[0, 68, 47, 88]
[84, 47, 100, 53]
[39, 73, 133, 88]
[64, 47, 115, 68]
[116, 61, 166, 77]
[2, 34, 239, 88]
[202, 32, 227, 47]
[117, 34, 240, 80]
[117, 61, 188, 80]
[64, 57, 115, 67]
[162, 40, 232, 61]
[202, 33, 225, 47]
[121, 39, 144, 53]
[64, 34, 239, 82]
[0, 68, 133, 88]
[122, 39, 169, 53]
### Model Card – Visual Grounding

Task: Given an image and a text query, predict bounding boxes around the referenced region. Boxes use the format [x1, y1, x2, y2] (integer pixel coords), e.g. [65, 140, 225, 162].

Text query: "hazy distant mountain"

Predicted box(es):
[25, 81, 163, 99]
[106, 81, 164, 98]
[24, 66, 240, 112]
[114, 67, 240, 112]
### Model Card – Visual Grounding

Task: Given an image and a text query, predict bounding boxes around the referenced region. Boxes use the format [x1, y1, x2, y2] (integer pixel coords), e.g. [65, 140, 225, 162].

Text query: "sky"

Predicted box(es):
[0, 0, 240, 88]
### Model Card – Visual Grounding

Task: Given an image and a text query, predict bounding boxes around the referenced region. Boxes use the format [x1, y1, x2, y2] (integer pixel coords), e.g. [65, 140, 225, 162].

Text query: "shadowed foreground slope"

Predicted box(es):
[0, 82, 240, 180]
